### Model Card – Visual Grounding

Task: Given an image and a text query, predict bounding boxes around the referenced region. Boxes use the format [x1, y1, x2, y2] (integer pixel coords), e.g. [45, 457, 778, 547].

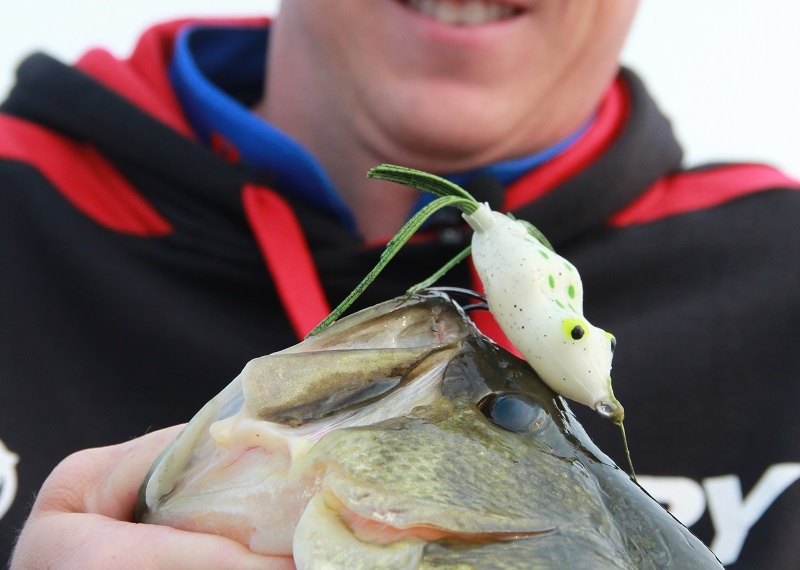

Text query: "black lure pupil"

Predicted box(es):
[610, 336, 617, 352]
[571, 324, 585, 340]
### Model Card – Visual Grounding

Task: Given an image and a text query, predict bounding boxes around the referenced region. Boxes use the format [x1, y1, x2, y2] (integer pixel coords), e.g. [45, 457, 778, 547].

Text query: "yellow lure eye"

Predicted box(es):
[562, 318, 589, 341]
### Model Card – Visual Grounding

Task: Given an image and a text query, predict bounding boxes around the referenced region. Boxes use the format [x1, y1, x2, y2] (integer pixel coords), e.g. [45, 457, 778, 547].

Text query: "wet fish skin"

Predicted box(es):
[136, 292, 723, 569]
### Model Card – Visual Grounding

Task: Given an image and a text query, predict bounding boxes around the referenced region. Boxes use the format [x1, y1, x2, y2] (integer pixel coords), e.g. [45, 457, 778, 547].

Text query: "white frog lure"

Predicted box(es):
[464, 203, 622, 422]
[310, 164, 624, 424]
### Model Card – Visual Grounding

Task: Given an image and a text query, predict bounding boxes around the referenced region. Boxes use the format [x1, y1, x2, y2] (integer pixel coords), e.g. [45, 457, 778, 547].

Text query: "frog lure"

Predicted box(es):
[310, 164, 624, 427]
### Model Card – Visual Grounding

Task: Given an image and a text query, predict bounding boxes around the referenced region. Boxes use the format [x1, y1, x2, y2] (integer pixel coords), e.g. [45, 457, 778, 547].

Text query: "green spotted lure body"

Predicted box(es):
[464, 204, 622, 422]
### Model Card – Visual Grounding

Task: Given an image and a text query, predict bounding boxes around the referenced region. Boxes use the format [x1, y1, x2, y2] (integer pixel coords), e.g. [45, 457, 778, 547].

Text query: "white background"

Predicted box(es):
[2, 0, 798, 178]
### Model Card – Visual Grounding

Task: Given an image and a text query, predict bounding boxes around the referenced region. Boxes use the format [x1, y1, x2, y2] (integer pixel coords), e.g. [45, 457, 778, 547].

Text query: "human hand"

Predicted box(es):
[10, 426, 296, 570]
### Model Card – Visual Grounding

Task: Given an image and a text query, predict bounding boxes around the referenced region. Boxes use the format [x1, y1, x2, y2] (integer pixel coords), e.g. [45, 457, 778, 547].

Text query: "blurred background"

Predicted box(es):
[2, 0, 798, 178]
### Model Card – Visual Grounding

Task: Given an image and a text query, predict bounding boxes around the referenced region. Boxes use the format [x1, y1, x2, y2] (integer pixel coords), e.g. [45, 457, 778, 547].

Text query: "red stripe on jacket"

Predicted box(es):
[242, 184, 331, 339]
[610, 164, 800, 227]
[0, 113, 172, 236]
[503, 76, 630, 211]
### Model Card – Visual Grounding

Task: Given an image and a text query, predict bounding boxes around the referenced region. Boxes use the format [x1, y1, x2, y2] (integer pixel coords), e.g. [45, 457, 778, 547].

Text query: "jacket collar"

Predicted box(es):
[2, 19, 684, 249]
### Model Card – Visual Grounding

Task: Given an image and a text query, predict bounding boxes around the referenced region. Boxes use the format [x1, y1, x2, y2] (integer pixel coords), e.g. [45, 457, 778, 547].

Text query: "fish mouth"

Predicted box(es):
[395, 0, 527, 27]
[293, 487, 555, 569]
[321, 487, 551, 547]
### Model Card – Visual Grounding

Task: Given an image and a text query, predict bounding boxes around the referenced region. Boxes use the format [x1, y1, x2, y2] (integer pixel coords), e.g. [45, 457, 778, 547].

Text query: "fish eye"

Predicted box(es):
[610, 336, 617, 353]
[561, 318, 588, 341]
[477, 392, 547, 433]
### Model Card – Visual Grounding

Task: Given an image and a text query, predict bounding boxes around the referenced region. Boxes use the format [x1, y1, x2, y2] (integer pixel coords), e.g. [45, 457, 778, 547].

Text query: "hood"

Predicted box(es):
[0, 17, 697, 343]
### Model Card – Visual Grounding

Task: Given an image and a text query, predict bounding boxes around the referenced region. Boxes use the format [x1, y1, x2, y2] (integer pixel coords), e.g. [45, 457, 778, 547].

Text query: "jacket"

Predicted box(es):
[2, 18, 800, 568]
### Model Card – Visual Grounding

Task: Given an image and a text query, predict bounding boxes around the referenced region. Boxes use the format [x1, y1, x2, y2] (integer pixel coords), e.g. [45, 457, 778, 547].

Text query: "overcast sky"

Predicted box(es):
[2, 1, 798, 178]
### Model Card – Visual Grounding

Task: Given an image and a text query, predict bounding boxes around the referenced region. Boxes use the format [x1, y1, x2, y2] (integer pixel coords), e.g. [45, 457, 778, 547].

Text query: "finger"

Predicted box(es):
[11, 513, 296, 570]
[93, 425, 186, 520]
[13, 427, 298, 570]
[34, 425, 184, 521]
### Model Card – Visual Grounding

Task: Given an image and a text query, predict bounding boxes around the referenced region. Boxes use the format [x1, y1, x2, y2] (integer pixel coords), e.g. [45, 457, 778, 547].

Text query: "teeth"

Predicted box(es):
[405, 0, 518, 26]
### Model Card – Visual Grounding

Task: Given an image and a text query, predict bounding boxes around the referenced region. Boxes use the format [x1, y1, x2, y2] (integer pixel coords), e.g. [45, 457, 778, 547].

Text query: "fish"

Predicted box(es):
[135, 291, 723, 569]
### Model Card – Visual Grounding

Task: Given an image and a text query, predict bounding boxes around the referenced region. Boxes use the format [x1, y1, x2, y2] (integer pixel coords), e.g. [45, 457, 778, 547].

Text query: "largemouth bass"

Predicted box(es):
[136, 292, 722, 569]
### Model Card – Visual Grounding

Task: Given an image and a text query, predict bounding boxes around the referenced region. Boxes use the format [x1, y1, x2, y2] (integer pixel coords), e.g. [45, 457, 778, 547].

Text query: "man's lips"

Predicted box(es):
[398, 0, 525, 26]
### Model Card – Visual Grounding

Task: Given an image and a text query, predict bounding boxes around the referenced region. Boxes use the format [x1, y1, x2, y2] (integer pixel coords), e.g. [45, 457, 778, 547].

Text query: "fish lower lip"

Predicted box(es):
[329, 492, 550, 545]
[398, 0, 524, 26]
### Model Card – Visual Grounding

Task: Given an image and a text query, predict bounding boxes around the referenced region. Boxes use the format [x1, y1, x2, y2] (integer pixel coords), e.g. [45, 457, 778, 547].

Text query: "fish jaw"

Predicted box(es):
[293, 490, 551, 570]
[293, 493, 425, 570]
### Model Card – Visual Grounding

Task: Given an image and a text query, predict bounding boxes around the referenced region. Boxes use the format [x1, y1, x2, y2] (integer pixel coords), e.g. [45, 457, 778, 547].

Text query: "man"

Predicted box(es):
[4, 1, 800, 568]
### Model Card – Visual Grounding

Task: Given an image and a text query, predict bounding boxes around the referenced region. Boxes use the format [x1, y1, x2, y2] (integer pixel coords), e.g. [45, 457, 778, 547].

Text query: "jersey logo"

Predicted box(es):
[639, 463, 800, 565]
[0, 438, 19, 521]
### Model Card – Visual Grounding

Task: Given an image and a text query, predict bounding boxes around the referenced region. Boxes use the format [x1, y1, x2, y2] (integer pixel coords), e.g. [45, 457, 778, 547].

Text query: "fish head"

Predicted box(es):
[136, 292, 721, 569]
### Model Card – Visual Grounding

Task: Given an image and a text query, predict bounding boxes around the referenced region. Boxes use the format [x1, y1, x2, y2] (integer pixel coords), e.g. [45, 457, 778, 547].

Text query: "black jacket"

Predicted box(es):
[2, 19, 800, 568]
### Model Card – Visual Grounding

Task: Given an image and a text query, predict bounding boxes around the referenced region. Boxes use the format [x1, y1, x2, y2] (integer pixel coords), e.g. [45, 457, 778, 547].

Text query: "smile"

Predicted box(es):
[400, 0, 523, 26]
